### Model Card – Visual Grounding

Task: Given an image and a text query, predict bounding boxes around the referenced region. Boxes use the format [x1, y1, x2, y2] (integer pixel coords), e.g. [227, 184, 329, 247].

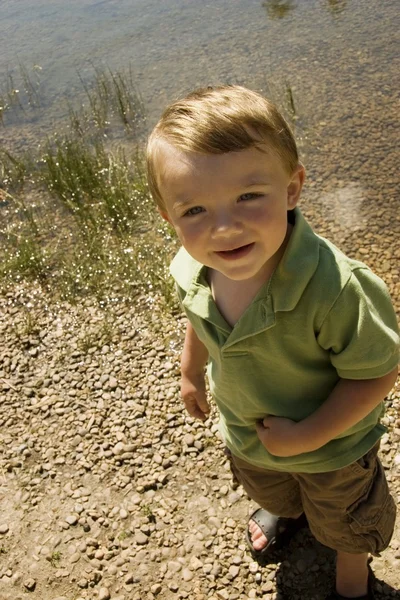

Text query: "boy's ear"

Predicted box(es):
[158, 208, 171, 223]
[287, 164, 305, 210]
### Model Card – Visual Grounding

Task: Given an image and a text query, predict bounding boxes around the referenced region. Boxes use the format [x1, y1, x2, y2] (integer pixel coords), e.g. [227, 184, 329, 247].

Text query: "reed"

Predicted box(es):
[0, 64, 43, 125]
[77, 66, 146, 134]
[40, 136, 148, 236]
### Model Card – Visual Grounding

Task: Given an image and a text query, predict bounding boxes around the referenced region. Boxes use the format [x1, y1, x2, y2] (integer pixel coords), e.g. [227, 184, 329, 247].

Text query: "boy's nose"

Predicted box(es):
[212, 212, 242, 238]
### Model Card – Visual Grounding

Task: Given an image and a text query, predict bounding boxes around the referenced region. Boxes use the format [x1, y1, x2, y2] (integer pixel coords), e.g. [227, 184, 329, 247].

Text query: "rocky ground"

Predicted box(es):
[0, 278, 399, 600]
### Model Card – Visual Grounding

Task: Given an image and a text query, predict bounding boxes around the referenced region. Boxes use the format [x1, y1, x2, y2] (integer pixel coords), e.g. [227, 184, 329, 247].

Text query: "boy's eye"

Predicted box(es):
[239, 192, 260, 201]
[184, 206, 204, 216]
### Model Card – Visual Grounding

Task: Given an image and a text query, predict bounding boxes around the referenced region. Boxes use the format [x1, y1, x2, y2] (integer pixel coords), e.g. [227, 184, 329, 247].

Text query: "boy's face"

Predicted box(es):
[156, 140, 304, 283]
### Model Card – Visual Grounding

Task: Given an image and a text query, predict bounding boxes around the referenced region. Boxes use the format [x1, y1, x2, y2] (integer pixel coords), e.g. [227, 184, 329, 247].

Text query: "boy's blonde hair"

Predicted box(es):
[146, 85, 299, 210]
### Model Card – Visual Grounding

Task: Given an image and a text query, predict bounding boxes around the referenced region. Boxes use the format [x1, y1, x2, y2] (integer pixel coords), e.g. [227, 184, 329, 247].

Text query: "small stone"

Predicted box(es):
[65, 515, 78, 526]
[108, 377, 118, 389]
[98, 587, 111, 600]
[189, 556, 203, 570]
[70, 552, 80, 563]
[135, 531, 148, 545]
[229, 565, 240, 578]
[296, 558, 307, 573]
[249, 561, 259, 574]
[167, 561, 182, 573]
[182, 568, 193, 581]
[0, 523, 9, 534]
[113, 442, 125, 456]
[151, 583, 162, 595]
[24, 578, 36, 591]
[262, 581, 274, 592]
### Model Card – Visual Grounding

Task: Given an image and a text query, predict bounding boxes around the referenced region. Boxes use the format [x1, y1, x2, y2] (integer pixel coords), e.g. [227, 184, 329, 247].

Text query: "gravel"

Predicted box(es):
[0, 279, 399, 600]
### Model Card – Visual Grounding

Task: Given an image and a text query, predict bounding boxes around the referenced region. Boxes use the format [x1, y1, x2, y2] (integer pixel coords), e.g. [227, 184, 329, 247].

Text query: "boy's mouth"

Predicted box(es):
[215, 243, 254, 260]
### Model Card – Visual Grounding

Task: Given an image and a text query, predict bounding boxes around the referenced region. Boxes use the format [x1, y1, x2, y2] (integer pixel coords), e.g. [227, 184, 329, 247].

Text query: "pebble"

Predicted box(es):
[151, 583, 162, 595]
[1, 164, 399, 600]
[69, 553, 81, 563]
[249, 562, 259, 574]
[229, 565, 240, 578]
[135, 531, 148, 545]
[182, 568, 194, 581]
[98, 588, 111, 600]
[296, 559, 307, 573]
[24, 578, 36, 591]
[167, 561, 182, 573]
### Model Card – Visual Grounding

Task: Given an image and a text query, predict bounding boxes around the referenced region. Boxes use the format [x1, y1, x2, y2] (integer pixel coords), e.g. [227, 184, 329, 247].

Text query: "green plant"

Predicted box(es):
[48, 550, 62, 567]
[0, 64, 42, 126]
[0, 234, 47, 282]
[18, 61, 41, 109]
[41, 137, 146, 235]
[262, 0, 296, 19]
[0, 149, 29, 189]
[20, 310, 40, 338]
[141, 504, 154, 519]
[78, 65, 145, 133]
[0, 64, 183, 307]
[285, 84, 297, 120]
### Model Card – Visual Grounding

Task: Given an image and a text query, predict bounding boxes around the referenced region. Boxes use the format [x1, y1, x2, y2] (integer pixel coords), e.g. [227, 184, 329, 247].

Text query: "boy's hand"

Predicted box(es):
[256, 416, 309, 457]
[181, 372, 210, 421]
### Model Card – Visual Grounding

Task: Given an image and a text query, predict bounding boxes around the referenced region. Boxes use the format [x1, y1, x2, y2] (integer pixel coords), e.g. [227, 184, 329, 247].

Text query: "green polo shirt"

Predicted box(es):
[170, 209, 399, 472]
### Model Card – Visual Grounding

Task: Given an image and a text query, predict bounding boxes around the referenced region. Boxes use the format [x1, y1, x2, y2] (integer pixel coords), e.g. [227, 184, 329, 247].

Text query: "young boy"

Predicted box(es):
[146, 86, 399, 600]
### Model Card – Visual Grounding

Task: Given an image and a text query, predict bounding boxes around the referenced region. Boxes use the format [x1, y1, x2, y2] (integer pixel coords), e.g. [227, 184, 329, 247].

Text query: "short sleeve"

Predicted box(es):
[317, 267, 399, 379]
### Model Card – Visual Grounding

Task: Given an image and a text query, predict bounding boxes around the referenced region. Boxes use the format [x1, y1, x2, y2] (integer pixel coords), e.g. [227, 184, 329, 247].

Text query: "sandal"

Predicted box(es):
[246, 508, 308, 565]
[326, 565, 376, 600]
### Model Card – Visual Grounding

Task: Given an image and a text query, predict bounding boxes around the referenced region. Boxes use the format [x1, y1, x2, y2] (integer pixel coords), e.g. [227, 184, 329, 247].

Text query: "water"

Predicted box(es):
[1, 0, 398, 124]
[1, 0, 399, 301]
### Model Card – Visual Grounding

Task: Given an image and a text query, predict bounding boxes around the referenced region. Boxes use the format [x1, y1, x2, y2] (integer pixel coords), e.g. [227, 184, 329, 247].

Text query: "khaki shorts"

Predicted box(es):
[226, 444, 396, 555]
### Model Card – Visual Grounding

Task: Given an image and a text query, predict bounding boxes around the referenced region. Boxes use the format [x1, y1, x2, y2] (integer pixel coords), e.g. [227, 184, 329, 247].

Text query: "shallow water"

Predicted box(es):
[1, 0, 398, 124]
[1, 0, 399, 306]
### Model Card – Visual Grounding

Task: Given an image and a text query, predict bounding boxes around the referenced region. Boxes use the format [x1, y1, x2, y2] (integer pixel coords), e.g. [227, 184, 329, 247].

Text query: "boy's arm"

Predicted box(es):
[180, 321, 210, 421]
[256, 366, 398, 457]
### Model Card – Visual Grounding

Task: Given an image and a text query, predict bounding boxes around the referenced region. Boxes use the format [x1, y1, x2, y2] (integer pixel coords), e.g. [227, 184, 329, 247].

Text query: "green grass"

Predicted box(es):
[0, 64, 42, 125]
[0, 66, 178, 309]
[47, 551, 62, 567]
[41, 137, 148, 235]
[0, 149, 29, 188]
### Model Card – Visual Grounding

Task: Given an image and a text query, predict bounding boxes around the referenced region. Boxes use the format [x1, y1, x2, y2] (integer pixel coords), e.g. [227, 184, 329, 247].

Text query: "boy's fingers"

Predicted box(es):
[255, 422, 267, 436]
[262, 416, 272, 427]
[197, 396, 210, 414]
[183, 396, 208, 420]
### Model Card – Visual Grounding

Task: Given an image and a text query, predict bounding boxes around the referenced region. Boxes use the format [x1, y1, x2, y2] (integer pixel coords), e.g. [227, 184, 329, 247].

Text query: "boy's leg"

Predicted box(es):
[296, 444, 396, 598]
[335, 551, 369, 597]
[225, 449, 303, 550]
